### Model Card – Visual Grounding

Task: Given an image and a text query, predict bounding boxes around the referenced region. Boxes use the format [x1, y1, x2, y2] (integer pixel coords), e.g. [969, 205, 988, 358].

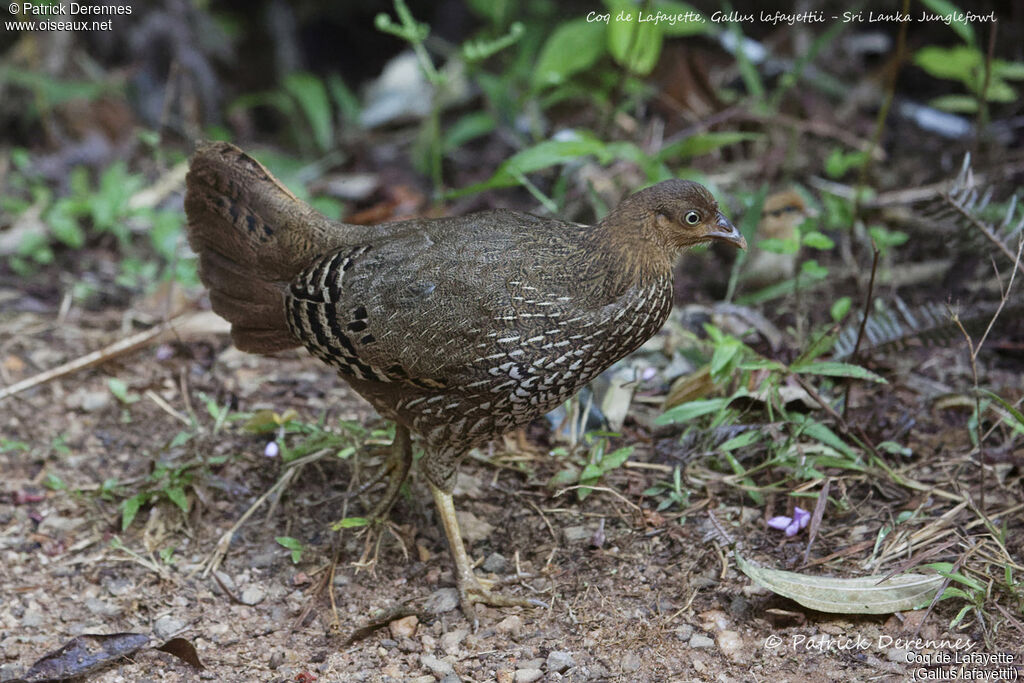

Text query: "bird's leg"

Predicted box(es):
[351, 425, 412, 570]
[366, 424, 413, 521]
[428, 482, 544, 629]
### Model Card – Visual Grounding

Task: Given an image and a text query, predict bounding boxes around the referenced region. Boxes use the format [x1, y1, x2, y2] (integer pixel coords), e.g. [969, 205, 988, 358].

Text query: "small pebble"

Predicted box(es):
[154, 615, 186, 640]
[20, 609, 44, 628]
[716, 630, 744, 661]
[84, 597, 121, 617]
[420, 654, 454, 677]
[620, 652, 642, 672]
[213, 571, 236, 593]
[240, 586, 266, 605]
[440, 629, 467, 655]
[515, 668, 543, 683]
[454, 510, 494, 543]
[389, 615, 418, 639]
[546, 650, 574, 673]
[689, 633, 714, 648]
[102, 577, 133, 597]
[495, 615, 522, 637]
[482, 552, 508, 574]
[80, 390, 111, 413]
[424, 588, 459, 615]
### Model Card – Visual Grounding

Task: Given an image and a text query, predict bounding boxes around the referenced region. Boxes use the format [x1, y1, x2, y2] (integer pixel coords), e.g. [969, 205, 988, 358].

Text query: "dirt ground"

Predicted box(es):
[2, 288, 1021, 683]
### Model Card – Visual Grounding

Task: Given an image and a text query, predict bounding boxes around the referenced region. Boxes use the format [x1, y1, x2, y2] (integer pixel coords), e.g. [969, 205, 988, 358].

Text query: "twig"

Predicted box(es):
[197, 448, 331, 577]
[801, 478, 830, 567]
[0, 311, 229, 402]
[792, 374, 879, 458]
[843, 244, 880, 418]
[951, 235, 1024, 514]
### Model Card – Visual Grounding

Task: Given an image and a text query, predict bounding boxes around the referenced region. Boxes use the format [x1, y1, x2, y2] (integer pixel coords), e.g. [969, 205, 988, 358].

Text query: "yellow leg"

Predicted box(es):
[429, 482, 545, 629]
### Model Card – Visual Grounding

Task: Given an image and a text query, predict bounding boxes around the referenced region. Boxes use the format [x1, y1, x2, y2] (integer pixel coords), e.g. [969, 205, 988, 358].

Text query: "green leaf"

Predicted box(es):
[276, 536, 303, 563]
[149, 210, 183, 259]
[710, 337, 742, 380]
[549, 468, 579, 488]
[333, 516, 369, 529]
[918, 0, 975, 45]
[121, 492, 149, 530]
[914, 45, 981, 82]
[0, 439, 30, 453]
[824, 148, 867, 179]
[284, 72, 333, 153]
[790, 361, 887, 384]
[326, 73, 363, 126]
[47, 201, 86, 248]
[736, 554, 944, 614]
[442, 111, 496, 152]
[829, 297, 851, 323]
[718, 431, 760, 451]
[602, 446, 633, 471]
[757, 236, 799, 254]
[0, 67, 107, 106]
[533, 19, 607, 89]
[607, 10, 663, 75]
[451, 137, 609, 196]
[798, 418, 856, 459]
[979, 389, 1024, 431]
[165, 486, 189, 513]
[108, 378, 140, 404]
[878, 440, 913, 457]
[656, 398, 731, 425]
[276, 536, 304, 550]
[800, 259, 829, 278]
[659, 132, 761, 160]
[928, 94, 979, 113]
[43, 473, 66, 490]
[801, 231, 834, 250]
[925, 562, 987, 593]
[868, 226, 909, 250]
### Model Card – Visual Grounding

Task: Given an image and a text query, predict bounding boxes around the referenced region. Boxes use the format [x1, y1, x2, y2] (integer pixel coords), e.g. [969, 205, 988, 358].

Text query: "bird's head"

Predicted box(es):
[595, 179, 746, 282]
[636, 179, 746, 252]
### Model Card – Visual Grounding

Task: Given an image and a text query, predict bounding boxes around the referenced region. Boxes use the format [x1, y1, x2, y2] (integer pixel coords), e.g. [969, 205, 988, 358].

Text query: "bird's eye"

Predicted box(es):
[684, 210, 701, 225]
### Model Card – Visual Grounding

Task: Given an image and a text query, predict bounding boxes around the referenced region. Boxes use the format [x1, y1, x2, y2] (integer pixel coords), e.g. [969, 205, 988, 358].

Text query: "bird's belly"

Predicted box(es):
[376, 274, 674, 451]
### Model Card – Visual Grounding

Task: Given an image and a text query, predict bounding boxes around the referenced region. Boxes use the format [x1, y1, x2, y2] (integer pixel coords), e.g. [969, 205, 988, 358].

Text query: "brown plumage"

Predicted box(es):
[184, 141, 745, 625]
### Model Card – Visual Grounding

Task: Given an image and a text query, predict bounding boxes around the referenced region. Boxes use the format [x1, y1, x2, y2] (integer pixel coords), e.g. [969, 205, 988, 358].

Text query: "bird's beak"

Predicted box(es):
[707, 213, 746, 249]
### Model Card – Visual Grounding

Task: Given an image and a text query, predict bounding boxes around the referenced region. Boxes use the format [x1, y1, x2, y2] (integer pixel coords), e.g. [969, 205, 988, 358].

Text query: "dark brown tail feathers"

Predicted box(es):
[184, 141, 348, 353]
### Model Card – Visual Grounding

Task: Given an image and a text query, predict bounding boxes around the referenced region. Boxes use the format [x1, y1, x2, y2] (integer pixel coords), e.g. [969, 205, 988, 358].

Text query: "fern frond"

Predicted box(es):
[833, 297, 999, 360]
[915, 154, 1024, 275]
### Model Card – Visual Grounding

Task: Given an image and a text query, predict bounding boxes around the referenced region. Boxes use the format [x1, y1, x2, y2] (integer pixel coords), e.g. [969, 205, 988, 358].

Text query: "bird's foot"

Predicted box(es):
[349, 516, 409, 572]
[456, 571, 547, 630]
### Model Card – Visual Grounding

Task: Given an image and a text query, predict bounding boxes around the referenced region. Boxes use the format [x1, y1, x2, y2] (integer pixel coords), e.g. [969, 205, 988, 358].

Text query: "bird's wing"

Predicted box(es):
[285, 210, 616, 388]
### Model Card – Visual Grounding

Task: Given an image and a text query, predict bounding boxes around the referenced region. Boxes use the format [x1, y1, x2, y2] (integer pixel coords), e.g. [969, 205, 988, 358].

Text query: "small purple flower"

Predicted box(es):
[264, 441, 280, 458]
[767, 506, 810, 537]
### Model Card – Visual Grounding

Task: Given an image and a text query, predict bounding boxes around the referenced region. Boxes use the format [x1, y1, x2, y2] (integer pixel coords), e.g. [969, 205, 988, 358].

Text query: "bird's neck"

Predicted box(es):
[590, 210, 675, 289]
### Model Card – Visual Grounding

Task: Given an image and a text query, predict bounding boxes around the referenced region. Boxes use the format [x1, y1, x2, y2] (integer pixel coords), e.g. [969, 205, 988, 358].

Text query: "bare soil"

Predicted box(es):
[2, 288, 1021, 683]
